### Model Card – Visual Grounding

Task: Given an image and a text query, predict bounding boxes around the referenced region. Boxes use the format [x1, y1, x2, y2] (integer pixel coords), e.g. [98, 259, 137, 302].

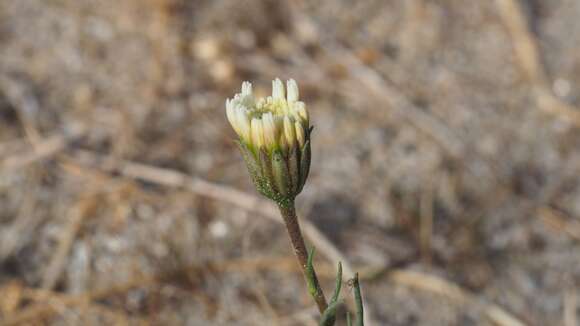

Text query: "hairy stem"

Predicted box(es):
[278, 203, 328, 314]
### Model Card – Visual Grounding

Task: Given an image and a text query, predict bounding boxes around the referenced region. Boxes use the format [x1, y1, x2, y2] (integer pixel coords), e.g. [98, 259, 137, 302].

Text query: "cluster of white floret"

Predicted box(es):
[226, 78, 309, 152]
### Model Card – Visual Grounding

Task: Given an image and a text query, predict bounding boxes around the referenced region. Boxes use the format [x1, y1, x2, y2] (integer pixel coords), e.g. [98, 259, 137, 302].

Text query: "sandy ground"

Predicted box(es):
[1, 0, 580, 325]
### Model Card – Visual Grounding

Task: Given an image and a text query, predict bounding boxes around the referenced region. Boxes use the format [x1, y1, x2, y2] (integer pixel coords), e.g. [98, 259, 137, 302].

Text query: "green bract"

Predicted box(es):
[236, 134, 311, 207]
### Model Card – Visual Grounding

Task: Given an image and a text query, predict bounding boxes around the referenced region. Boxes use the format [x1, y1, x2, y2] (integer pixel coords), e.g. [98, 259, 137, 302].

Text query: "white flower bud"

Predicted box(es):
[227, 78, 312, 201]
[286, 79, 299, 102]
[295, 121, 305, 148]
[235, 107, 251, 142]
[226, 78, 309, 151]
[272, 78, 285, 100]
[262, 112, 277, 148]
[283, 116, 296, 148]
[226, 99, 237, 131]
[293, 101, 308, 124]
[241, 81, 252, 96]
[251, 118, 264, 149]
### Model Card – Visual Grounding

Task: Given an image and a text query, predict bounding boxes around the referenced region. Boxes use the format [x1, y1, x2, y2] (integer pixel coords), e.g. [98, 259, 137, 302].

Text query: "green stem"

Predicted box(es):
[278, 202, 328, 314]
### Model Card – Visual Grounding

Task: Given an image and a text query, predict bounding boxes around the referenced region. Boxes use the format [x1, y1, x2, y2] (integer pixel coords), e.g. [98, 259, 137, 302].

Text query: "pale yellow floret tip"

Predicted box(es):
[226, 78, 309, 152]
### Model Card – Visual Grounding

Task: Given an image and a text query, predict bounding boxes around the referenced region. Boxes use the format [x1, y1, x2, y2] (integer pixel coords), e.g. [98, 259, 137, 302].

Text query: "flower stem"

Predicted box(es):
[278, 202, 328, 314]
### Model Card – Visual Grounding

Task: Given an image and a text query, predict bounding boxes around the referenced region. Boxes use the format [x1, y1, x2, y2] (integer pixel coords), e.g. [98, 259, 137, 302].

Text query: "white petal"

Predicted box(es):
[295, 121, 305, 148]
[236, 107, 251, 141]
[226, 100, 237, 131]
[289, 107, 301, 124]
[251, 118, 264, 149]
[272, 78, 285, 100]
[286, 79, 299, 102]
[284, 116, 296, 147]
[241, 81, 252, 96]
[293, 101, 308, 124]
[262, 113, 276, 148]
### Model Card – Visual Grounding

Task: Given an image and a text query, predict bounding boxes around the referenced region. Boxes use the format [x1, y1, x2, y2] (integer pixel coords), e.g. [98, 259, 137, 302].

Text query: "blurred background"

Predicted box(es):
[1, 0, 580, 325]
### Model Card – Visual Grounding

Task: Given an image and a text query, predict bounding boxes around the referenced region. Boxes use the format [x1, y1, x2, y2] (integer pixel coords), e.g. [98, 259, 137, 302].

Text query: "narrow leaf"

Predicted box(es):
[330, 262, 342, 304]
[305, 247, 317, 298]
[353, 273, 364, 326]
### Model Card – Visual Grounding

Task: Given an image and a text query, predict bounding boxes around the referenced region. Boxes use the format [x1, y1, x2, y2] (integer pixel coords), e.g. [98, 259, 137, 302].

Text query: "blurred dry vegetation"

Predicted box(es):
[1, 0, 580, 325]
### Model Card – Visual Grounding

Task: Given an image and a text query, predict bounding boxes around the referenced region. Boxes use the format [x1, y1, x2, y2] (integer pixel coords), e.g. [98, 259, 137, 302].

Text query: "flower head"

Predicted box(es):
[226, 78, 309, 153]
[226, 79, 312, 206]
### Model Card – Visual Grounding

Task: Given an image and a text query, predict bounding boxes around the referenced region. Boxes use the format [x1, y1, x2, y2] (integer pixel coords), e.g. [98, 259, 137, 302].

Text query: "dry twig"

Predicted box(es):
[41, 196, 97, 290]
[389, 270, 526, 326]
[64, 150, 357, 280]
[64, 150, 530, 326]
[1, 125, 85, 170]
[495, 0, 580, 127]
[538, 207, 580, 242]
[3, 255, 334, 325]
